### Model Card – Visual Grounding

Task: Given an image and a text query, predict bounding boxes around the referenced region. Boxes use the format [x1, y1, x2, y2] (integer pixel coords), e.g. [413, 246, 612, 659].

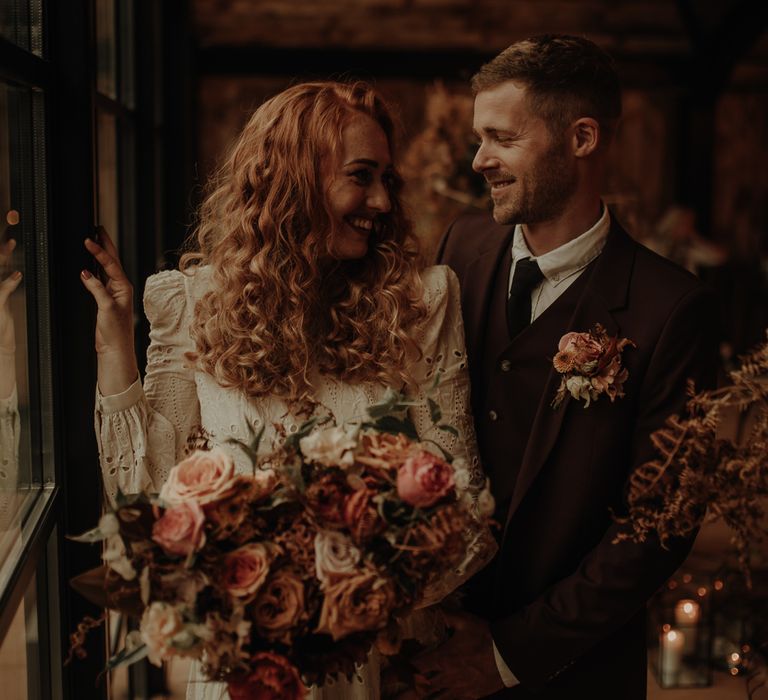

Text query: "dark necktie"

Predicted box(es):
[506, 257, 544, 339]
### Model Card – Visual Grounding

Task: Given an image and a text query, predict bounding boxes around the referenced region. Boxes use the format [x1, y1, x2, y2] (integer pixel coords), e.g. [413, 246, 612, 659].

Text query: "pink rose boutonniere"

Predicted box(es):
[552, 324, 635, 409]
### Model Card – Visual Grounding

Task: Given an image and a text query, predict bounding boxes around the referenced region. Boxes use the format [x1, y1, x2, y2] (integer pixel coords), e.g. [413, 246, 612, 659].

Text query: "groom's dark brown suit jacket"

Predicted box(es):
[437, 213, 717, 700]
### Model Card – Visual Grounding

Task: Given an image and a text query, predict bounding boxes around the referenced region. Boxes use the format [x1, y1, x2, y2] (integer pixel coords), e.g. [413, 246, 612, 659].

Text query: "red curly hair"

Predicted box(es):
[181, 81, 427, 404]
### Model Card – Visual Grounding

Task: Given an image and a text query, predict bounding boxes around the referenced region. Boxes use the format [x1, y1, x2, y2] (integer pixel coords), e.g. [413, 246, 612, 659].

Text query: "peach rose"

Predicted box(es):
[159, 448, 237, 507]
[152, 501, 206, 556]
[252, 568, 306, 643]
[227, 652, 307, 700]
[139, 602, 186, 666]
[316, 567, 395, 641]
[396, 451, 455, 508]
[222, 542, 278, 600]
[314, 530, 361, 587]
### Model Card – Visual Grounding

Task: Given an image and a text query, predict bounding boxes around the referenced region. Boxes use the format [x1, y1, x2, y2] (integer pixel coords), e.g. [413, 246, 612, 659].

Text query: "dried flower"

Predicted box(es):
[316, 567, 395, 641]
[304, 473, 349, 529]
[251, 568, 307, 644]
[552, 324, 635, 409]
[227, 652, 307, 700]
[616, 335, 768, 585]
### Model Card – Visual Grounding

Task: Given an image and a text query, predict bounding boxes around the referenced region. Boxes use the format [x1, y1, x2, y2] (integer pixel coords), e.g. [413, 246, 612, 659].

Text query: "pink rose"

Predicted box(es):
[227, 652, 307, 700]
[396, 451, 454, 508]
[152, 501, 206, 556]
[159, 448, 237, 507]
[222, 542, 278, 600]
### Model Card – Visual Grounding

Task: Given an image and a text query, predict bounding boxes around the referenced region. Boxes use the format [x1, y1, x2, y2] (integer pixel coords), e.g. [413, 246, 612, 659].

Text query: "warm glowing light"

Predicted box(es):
[667, 631, 679, 642]
[742, 644, 751, 653]
[662, 623, 671, 633]
[5, 210, 19, 226]
[682, 574, 692, 583]
[668, 580, 678, 590]
[730, 668, 739, 676]
[696, 587, 707, 597]
[731, 652, 741, 662]
[675, 599, 701, 626]
[714, 580, 724, 591]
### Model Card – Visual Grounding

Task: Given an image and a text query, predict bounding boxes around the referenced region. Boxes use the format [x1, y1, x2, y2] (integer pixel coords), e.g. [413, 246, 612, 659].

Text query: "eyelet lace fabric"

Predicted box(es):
[94, 265, 496, 700]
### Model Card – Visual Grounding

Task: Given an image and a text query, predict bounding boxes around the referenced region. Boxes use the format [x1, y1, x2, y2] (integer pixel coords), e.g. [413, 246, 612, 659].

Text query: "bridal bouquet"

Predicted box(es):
[69, 388, 495, 698]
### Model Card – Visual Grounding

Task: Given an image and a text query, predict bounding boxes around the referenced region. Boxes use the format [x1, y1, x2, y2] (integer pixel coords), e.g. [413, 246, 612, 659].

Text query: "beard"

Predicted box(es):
[491, 139, 577, 226]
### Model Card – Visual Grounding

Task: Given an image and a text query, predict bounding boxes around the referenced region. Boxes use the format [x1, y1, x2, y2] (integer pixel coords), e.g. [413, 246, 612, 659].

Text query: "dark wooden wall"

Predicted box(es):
[161, 0, 768, 355]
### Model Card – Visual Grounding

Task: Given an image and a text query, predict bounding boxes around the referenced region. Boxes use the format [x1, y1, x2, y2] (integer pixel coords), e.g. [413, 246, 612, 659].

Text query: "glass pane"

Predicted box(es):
[0, 573, 36, 698]
[0, 0, 30, 53]
[0, 81, 39, 544]
[96, 0, 117, 99]
[97, 109, 119, 249]
[0, 0, 42, 57]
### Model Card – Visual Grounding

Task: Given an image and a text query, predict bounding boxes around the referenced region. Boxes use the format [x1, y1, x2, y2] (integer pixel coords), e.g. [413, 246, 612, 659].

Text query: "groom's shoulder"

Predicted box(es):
[437, 211, 511, 263]
[629, 234, 705, 299]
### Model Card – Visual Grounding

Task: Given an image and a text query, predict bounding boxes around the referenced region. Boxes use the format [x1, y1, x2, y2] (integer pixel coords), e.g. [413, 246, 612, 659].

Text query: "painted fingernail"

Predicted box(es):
[81, 269, 92, 279]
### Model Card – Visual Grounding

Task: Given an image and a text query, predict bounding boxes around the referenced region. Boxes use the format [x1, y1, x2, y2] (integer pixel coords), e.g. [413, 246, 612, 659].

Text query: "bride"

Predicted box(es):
[82, 80, 494, 699]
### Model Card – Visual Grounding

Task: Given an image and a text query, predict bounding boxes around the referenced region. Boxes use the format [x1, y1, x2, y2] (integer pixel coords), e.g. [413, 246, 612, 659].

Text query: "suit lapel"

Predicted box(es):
[504, 220, 638, 525]
[460, 227, 515, 366]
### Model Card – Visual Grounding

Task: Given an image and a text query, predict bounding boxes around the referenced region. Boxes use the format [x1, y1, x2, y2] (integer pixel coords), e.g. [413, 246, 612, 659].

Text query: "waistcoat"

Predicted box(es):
[476, 256, 596, 507]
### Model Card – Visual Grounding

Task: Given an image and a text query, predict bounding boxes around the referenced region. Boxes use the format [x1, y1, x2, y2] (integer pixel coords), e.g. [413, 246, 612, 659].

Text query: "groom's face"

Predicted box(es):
[472, 81, 576, 225]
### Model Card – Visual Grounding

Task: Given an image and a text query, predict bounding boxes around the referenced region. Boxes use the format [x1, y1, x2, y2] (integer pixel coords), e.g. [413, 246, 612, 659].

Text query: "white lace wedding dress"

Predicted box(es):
[94, 264, 494, 700]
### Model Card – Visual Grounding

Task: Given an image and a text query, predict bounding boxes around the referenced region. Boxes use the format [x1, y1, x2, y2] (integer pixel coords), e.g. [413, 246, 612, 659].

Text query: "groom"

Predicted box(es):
[417, 35, 718, 699]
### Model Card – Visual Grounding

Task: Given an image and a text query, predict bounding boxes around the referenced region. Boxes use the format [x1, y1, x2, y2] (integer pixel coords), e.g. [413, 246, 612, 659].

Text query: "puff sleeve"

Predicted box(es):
[94, 270, 201, 506]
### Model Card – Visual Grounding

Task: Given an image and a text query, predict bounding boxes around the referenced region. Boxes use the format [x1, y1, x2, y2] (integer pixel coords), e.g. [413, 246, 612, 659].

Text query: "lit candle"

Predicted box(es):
[661, 629, 685, 685]
[674, 599, 700, 654]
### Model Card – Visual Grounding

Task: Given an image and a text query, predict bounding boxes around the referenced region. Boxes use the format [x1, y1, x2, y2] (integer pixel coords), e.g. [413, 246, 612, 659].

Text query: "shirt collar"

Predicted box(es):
[511, 205, 611, 286]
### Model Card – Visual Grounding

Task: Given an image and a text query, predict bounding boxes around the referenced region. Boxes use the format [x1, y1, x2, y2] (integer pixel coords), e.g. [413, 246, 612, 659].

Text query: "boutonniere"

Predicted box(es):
[551, 324, 635, 409]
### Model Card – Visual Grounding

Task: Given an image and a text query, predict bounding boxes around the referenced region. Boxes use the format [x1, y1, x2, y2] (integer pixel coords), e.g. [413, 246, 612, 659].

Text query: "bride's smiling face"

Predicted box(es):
[324, 114, 393, 260]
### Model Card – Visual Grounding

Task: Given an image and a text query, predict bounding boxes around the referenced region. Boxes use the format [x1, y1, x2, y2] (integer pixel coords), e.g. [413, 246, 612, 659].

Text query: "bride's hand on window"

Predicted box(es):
[81, 227, 139, 394]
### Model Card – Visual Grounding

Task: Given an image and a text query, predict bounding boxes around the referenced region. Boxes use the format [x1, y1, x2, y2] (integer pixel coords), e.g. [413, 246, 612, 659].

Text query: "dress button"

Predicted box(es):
[488, 410, 498, 421]
[500, 359, 511, 372]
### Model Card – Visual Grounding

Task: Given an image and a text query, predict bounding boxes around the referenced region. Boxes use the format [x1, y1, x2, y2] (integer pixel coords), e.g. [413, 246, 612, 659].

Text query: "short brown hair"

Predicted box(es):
[472, 34, 622, 138]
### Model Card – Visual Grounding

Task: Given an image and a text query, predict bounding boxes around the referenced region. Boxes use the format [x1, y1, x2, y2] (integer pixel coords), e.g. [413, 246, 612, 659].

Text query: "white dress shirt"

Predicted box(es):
[492, 205, 611, 688]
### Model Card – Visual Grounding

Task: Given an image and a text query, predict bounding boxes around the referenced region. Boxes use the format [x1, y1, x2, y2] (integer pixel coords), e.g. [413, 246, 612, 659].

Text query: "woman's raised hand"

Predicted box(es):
[81, 227, 139, 395]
